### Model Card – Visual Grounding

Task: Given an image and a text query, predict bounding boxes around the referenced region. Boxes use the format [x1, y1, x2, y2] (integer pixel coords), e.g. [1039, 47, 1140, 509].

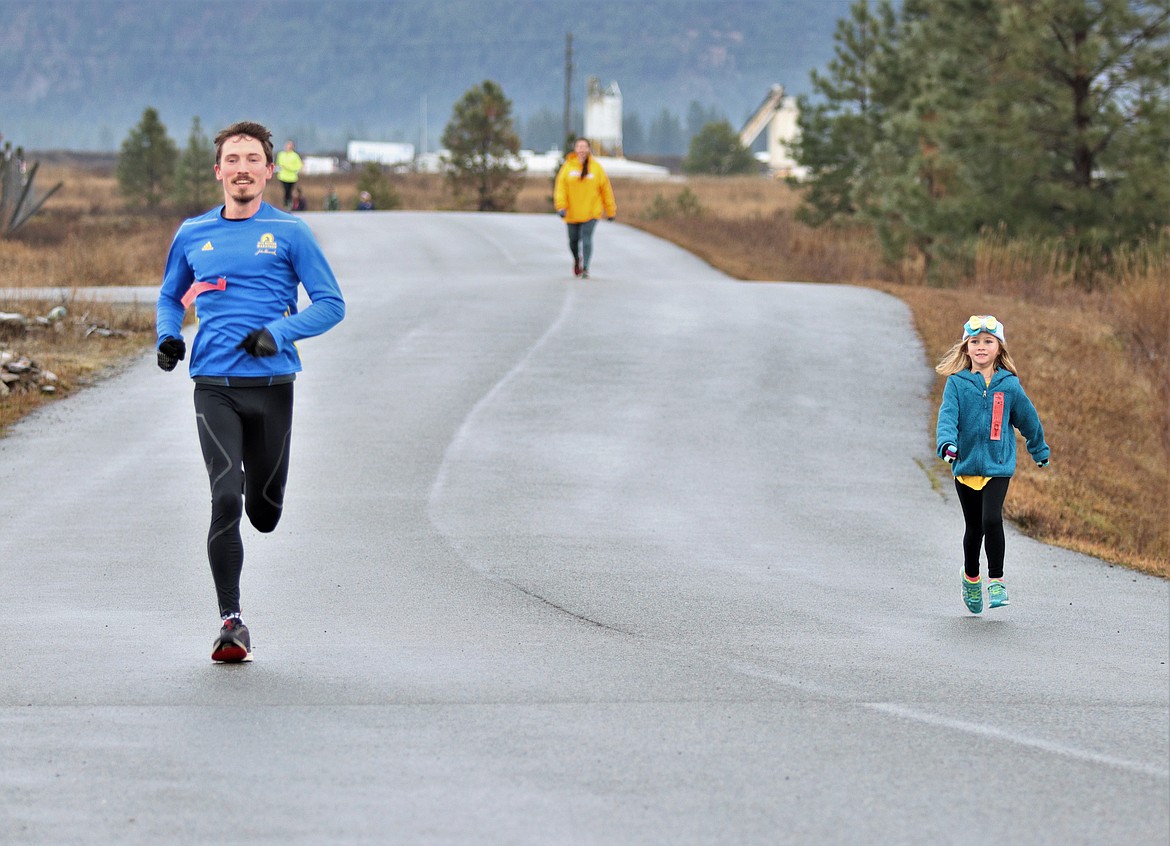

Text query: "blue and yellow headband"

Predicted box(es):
[963, 315, 1005, 344]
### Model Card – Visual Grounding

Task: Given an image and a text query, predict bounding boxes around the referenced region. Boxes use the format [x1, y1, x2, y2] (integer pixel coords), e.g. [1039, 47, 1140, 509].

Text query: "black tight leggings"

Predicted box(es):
[954, 476, 1010, 580]
[194, 383, 294, 617]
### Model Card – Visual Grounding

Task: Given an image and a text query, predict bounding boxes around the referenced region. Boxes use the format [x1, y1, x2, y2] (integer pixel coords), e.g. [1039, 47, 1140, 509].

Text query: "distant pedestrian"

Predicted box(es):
[275, 139, 303, 210]
[155, 120, 345, 662]
[290, 186, 307, 211]
[357, 190, 373, 210]
[935, 315, 1049, 614]
[324, 185, 341, 211]
[553, 138, 616, 279]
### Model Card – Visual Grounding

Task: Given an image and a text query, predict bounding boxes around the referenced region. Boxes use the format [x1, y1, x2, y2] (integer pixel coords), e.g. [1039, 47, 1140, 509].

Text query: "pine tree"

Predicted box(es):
[794, 0, 1170, 283]
[791, 0, 902, 228]
[987, 0, 1170, 280]
[623, 112, 646, 156]
[172, 116, 216, 213]
[356, 162, 401, 210]
[441, 80, 525, 212]
[864, 0, 1003, 276]
[686, 101, 725, 142]
[683, 121, 757, 175]
[116, 107, 178, 210]
[648, 108, 685, 155]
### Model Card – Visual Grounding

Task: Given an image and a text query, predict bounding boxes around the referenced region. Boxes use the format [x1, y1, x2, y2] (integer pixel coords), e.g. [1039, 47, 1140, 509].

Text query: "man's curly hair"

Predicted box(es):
[214, 121, 274, 165]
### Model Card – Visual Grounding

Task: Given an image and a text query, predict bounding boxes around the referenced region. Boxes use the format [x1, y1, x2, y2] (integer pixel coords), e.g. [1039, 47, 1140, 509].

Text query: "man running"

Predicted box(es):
[156, 120, 345, 663]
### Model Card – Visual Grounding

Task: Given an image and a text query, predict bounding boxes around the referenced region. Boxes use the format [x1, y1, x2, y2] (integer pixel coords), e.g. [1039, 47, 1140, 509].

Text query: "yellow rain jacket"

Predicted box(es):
[275, 149, 303, 184]
[554, 154, 616, 224]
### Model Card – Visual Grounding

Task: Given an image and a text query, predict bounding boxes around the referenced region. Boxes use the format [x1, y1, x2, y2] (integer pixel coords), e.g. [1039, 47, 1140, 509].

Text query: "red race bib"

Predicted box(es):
[990, 392, 1005, 441]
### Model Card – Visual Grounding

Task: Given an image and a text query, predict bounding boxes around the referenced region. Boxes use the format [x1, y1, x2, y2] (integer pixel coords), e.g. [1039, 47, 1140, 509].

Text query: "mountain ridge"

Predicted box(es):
[0, 0, 844, 153]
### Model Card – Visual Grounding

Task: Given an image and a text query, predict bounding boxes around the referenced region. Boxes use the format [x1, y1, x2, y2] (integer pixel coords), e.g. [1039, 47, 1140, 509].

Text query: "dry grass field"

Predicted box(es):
[2, 163, 1166, 576]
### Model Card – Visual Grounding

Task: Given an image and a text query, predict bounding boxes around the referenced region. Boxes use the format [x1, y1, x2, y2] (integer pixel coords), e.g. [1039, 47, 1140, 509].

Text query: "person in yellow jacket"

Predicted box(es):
[554, 138, 616, 278]
[274, 139, 303, 210]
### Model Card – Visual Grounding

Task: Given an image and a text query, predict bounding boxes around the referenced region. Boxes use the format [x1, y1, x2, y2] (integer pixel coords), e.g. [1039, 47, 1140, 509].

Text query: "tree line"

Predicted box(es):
[792, 0, 1169, 284]
[104, 0, 1170, 265]
[522, 102, 731, 156]
[112, 88, 759, 217]
[115, 108, 400, 214]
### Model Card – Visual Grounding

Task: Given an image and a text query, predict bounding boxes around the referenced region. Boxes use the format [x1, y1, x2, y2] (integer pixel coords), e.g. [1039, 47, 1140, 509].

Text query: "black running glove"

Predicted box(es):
[235, 327, 278, 358]
[236, 328, 278, 357]
[157, 336, 186, 371]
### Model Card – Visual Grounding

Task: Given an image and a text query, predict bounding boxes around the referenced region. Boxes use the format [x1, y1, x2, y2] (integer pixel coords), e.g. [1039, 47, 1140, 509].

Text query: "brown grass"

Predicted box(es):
[3, 165, 1165, 576]
[0, 296, 156, 434]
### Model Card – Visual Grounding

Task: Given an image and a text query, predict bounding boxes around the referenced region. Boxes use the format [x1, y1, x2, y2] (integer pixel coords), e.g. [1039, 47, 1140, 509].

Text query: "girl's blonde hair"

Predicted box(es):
[935, 334, 1019, 376]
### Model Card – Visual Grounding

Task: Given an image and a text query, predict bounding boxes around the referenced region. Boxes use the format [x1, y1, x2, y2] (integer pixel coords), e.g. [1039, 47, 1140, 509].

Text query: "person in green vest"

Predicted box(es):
[274, 139, 303, 210]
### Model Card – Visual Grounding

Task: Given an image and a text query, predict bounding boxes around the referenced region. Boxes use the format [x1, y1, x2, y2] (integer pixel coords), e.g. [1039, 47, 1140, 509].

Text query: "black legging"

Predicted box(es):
[194, 383, 294, 617]
[954, 476, 1010, 580]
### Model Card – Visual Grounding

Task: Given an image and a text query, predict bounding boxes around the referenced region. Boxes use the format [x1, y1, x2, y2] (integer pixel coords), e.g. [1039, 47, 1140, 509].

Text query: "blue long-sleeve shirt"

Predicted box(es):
[156, 202, 345, 379]
[936, 368, 1050, 477]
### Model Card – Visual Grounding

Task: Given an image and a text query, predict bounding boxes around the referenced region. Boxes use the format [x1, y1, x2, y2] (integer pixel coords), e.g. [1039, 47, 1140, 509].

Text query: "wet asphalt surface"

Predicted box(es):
[1, 212, 1167, 845]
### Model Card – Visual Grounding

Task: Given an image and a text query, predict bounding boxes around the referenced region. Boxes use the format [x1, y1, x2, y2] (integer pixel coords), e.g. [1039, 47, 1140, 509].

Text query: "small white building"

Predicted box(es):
[520, 149, 669, 180]
[346, 140, 415, 167]
[416, 149, 669, 181]
[301, 155, 340, 175]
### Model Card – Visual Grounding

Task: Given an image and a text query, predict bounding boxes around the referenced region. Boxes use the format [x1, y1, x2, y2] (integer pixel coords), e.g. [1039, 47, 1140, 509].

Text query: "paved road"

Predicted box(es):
[1, 212, 1166, 845]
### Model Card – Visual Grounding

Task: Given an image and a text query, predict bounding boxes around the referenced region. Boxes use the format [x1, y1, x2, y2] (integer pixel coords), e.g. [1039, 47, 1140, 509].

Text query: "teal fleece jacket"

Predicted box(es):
[936, 368, 1050, 477]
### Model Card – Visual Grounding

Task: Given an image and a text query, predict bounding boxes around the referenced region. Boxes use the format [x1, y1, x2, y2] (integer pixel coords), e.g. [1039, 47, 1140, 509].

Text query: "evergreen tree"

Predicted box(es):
[792, 0, 902, 228]
[441, 80, 525, 212]
[356, 162, 401, 210]
[987, 0, 1170, 267]
[865, 0, 1003, 275]
[116, 107, 178, 209]
[685, 101, 725, 143]
[648, 108, 685, 155]
[172, 116, 217, 213]
[683, 121, 758, 175]
[622, 112, 646, 156]
[794, 0, 1170, 282]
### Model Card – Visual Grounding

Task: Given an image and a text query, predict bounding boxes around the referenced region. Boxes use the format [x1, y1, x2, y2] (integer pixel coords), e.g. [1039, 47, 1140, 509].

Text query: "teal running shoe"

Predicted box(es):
[962, 573, 983, 614]
[987, 579, 1010, 608]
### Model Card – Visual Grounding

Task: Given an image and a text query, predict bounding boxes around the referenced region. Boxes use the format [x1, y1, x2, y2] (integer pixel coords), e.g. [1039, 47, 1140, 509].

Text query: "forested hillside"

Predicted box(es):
[0, 0, 841, 153]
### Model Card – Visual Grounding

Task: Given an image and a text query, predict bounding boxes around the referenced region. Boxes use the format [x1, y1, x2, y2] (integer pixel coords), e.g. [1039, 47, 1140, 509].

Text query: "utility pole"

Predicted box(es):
[563, 32, 573, 149]
[419, 94, 427, 157]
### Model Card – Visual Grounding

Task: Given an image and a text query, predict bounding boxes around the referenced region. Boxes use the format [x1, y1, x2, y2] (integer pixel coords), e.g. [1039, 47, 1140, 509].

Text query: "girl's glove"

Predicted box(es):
[942, 444, 958, 465]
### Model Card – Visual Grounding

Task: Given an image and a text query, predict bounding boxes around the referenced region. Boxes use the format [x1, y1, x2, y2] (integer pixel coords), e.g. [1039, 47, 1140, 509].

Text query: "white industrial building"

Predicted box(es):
[739, 84, 804, 177]
[584, 77, 623, 156]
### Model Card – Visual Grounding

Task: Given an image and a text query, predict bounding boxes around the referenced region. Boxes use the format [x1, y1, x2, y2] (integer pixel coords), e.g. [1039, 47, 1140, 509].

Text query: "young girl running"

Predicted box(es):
[935, 315, 1050, 614]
